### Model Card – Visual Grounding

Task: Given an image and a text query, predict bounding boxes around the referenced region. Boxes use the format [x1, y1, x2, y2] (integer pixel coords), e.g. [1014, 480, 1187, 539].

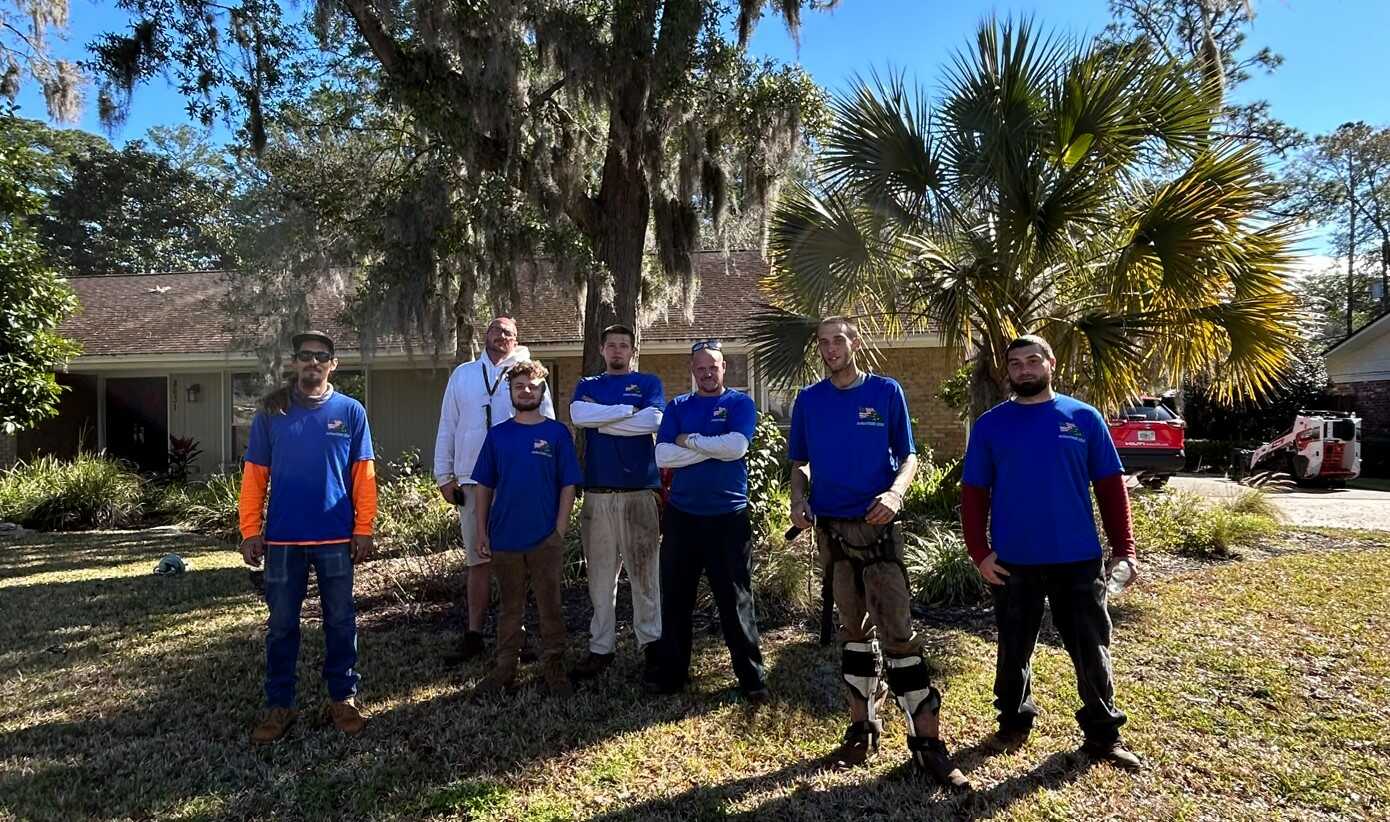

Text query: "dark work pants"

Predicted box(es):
[991, 557, 1126, 743]
[654, 505, 766, 692]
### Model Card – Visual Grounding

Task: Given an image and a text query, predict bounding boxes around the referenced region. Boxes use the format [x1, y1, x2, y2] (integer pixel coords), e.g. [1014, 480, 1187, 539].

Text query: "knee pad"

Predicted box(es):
[842, 640, 884, 721]
[885, 653, 942, 736]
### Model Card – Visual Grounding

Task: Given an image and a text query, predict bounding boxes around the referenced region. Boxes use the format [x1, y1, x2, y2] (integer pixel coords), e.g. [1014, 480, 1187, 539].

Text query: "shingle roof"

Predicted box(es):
[61, 251, 773, 357]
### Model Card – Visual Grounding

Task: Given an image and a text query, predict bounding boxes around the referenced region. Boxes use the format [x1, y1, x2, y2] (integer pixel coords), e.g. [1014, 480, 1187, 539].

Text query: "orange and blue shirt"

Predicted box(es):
[238, 392, 377, 544]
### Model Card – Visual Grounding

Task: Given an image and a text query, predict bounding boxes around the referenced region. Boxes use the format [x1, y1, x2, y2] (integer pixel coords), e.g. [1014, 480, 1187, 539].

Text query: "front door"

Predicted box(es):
[106, 377, 168, 473]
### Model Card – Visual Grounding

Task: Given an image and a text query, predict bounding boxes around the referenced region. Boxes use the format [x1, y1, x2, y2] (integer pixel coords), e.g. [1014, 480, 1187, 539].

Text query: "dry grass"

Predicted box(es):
[1, 527, 1387, 821]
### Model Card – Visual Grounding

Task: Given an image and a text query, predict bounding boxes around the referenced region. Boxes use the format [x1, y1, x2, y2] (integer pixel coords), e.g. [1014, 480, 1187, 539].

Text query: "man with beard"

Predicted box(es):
[961, 334, 1142, 769]
[239, 330, 376, 743]
[435, 315, 555, 662]
[788, 317, 970, 789]
[569, 324, 665, 681]
[646, 340, 768, 701]
[470, 361, 582, 697]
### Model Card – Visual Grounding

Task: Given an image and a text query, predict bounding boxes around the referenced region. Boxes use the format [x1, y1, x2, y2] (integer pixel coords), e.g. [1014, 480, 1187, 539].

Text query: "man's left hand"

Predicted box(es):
[350, 534, 375, 564]
[1105, 555, 1140, 589]
[864, 490, 904, 525]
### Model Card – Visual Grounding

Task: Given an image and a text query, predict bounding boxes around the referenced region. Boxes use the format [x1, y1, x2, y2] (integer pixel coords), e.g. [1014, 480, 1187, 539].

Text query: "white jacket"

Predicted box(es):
[433, 345, 556, 484]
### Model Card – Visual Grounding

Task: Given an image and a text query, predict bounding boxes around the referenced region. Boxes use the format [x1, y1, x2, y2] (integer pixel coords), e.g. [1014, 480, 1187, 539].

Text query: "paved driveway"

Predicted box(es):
[1167, 475, 1390, 531]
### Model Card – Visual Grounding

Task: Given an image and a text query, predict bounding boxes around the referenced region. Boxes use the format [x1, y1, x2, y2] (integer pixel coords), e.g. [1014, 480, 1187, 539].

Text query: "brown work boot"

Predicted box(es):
[250, 707, 296, 745]
[826, 720, 881, 769]
[909, 736, 972, 790]
[1081, 737, 1143, 770]
[987, 724, 1032, 754]
[471, 668, 516, 701]
[570, 651, 614, 681]
[542, 660, 573, 698]
[326, 699, 366, 736]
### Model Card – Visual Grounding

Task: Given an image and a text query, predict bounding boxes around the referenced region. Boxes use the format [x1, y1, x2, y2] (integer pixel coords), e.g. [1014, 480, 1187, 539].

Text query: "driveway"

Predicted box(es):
[1167, 475, 1390, 531]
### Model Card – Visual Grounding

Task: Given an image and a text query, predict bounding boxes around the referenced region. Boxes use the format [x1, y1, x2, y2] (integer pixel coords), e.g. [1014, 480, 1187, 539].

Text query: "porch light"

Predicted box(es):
[186, 383, 201, 403]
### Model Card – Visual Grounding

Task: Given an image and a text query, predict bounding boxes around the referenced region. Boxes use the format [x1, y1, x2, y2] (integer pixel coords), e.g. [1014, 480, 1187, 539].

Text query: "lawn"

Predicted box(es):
[1, 526, 1387, 821]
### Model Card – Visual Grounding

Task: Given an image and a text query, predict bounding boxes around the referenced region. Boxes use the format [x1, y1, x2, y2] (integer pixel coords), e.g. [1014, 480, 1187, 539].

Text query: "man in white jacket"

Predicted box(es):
[568, 324, 665, 681]
[435, 315, 555, 660]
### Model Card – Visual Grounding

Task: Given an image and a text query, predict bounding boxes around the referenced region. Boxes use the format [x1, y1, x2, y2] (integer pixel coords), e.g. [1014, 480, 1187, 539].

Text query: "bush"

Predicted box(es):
[177, 472, 243, 543]
[750, 484, 818, 618]
[1129, 488, 1279, 558]
[902, 524, 988, 607]
[0, 454, 145, 530]
[902, 455, 962, 522]
[746, 413, 789, 539]
[375, 451, 459, 558]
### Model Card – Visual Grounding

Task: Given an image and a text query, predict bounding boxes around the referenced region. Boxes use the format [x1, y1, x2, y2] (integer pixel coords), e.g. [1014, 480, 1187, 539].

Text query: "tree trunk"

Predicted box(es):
[967, 341, 1008, 422]
[453, 262, 478, 364]
[1348, 190, 1358, 337]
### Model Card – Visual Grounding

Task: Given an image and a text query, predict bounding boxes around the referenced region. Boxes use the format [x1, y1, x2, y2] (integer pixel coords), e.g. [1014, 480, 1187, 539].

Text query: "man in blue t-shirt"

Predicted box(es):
[237, 330, 377, 744]
[960, 334, 1142, 770]
[569, 324, 665, 681]
[645, 339, 768, 700]
[788, 316, 969, 790]
[471, 360, 582, 698]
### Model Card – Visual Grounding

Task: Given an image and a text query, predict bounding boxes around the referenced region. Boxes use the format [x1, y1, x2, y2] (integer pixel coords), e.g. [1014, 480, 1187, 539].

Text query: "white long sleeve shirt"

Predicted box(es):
[432, 345, 555, 484]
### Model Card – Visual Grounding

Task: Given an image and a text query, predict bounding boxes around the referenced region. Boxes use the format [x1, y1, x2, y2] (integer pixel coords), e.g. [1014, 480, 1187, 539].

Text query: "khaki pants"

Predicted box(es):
[454, 485, 487, 567]
[581, 490, 661, 654]
[816, 521, 918, 656]
[490, 532, 567, 678]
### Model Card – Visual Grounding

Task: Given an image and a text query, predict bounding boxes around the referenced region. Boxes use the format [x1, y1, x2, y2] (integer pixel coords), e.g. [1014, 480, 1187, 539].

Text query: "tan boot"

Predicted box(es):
[472, 667, 516, 701]
[542, 660, 573, 698]
[250, 707, 297, 745]
[326, 699, 367, 736]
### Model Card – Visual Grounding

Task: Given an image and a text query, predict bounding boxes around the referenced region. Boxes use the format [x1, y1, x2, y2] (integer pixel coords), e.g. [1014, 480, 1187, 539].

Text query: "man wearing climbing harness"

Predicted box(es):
[435, 315, 555, 663]
[788, 316, 970, 790]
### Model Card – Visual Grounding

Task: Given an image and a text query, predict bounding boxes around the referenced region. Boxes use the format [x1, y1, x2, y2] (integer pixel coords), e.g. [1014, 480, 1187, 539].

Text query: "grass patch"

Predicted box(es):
[0, 527, 1385, 820]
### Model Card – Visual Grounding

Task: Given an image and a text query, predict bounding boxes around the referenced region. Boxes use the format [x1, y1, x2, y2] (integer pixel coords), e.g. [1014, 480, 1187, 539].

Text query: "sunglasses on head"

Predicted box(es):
[294, 350, 334, 363]
[691, 339, 722, 353]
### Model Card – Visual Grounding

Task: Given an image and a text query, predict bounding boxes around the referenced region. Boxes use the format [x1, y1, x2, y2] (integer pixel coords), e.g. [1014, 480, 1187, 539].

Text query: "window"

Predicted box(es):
[1120, 404, 1176, 422]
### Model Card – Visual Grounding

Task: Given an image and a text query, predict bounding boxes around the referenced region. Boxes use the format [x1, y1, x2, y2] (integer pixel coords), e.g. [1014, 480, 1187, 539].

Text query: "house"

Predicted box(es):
[5, 250, 966, 476]
[1326, 310, 1390, 443]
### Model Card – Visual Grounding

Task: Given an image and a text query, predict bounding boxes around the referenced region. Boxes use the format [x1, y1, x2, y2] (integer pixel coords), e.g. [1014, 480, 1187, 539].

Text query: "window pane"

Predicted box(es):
[724, 354, 748, 389]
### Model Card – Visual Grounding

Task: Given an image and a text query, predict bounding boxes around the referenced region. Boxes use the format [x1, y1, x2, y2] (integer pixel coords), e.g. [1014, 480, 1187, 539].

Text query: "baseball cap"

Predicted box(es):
[291, 330, 335, 354]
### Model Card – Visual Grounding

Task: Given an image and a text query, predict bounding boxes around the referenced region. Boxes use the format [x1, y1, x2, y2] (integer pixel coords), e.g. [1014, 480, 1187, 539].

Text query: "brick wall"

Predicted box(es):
[0, 433, 15, 468]
[874, 347, 967, 457]
[1330, 380, 1390, 439]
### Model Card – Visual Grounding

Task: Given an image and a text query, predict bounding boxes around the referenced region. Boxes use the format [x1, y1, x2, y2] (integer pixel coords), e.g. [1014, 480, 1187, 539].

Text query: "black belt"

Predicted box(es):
[585, 487, 649, 494]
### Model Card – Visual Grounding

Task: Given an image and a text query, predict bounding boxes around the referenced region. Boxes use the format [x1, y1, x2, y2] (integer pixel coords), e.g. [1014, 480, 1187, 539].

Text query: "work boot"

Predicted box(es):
[459, 631, 486, 661]
[250, 707, 296, 745]
[326, 699, 367, 736]
[742, 686, 772, 705]
[570, 651, 614, 681]
[543, 660, 573, 698]
[826, 720, 881, 769]
[987, 724, 1031, 754]
[471, 667, 515, 701]
[1081, 737, 1143, 770]
[908, 736, 972, 791]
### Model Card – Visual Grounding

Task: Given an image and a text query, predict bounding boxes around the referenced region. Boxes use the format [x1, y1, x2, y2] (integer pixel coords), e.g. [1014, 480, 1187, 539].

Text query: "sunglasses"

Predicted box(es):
[294, 350, 334, 363]
[691, 339, 722, 353]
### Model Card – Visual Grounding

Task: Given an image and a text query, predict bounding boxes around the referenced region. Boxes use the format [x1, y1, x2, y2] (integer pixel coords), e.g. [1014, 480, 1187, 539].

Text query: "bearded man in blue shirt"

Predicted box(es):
[788, 316, 970, 790]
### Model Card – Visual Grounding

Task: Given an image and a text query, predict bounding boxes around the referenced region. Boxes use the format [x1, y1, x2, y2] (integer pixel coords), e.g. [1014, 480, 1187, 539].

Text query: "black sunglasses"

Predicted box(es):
[294, 350, 334, 363]
[691, 339, 722, 353]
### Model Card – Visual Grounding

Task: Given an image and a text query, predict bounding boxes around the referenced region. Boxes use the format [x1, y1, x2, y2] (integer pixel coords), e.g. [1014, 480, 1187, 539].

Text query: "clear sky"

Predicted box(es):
[17, 0, 1390, 257]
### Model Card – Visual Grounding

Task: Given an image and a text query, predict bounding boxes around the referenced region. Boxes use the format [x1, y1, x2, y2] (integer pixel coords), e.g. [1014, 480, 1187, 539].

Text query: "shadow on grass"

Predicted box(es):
[0, 527, 219, 581]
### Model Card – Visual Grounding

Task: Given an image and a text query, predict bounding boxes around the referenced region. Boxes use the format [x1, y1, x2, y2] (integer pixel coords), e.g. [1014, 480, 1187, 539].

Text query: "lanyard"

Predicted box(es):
[481, 360, 508, 427]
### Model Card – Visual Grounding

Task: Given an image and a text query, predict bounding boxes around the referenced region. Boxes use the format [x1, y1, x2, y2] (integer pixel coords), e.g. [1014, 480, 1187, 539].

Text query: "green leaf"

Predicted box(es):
[1061, 132, 1093, 167]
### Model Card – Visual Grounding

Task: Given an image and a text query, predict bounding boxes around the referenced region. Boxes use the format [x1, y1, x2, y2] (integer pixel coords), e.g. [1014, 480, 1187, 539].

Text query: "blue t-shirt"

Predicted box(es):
[657, 389, 758, 516]
[245, 392, 373, 543]
[471, 418, 583, 552]
[572, 372, 664, 489]
[961, 394, 1124, 565]
[788, 374, 915, 519]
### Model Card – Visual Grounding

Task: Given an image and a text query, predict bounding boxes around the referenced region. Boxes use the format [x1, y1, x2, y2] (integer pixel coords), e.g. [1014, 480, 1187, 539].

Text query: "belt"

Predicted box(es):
[585, 487, 650, 494]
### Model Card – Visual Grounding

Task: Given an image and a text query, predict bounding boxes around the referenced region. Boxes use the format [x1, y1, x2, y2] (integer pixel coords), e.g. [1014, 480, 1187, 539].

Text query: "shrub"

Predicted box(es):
[750, 484, 818, 618]
[0, 454, 145, 530]
[1128, 488, 1279, 559]
[746, 413, 789, 539]
[375, 450, 459, 558]
[178, 472, 243, 543]
[902, 524, 988, 607]
[902, 455, 962, 523]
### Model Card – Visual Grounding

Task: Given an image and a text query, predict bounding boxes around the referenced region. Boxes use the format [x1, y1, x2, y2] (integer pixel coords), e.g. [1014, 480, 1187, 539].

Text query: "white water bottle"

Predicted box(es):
[1106, 560, 1133, 596]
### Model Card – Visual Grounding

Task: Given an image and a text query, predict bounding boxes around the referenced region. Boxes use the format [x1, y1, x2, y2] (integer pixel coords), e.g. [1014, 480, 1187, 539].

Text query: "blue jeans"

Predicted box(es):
[264, 544, 359, 708]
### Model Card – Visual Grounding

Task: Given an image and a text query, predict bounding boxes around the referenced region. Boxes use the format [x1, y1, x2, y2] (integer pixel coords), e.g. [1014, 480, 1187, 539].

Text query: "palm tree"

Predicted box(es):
[750, 18, 1300, 419]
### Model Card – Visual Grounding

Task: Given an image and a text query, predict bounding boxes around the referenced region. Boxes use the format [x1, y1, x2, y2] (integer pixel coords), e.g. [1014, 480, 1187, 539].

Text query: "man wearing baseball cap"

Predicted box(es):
[239, 330, 378, 744]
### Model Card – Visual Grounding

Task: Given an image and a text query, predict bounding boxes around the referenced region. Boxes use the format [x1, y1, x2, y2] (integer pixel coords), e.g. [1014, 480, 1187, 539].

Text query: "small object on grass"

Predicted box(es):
[153, 554, 188, 576]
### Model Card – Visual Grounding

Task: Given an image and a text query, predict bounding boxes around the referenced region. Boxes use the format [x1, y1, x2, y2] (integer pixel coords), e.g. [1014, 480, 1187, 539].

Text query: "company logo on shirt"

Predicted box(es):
[856, 406, 884, 426]
[624, 383, 642, 396]
[325, 419, 350, 437]
[1058, 421, 1086, 442]
[712, 407, 728, 420]
[532, 438, 553, 457]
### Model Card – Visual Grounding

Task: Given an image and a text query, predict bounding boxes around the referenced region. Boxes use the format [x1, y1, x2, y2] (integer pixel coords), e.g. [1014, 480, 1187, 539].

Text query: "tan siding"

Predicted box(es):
[368, 368, 450, 468]
[168, 372, 223, 477]
[873, 347, 967, 458]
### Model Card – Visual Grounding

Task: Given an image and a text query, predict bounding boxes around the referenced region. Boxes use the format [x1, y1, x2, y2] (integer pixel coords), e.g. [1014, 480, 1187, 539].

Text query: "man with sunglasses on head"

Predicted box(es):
[788, 316, 970, 790]
[435, 315, 555, 663]
[239, 330, 377, 744]
[645, 339, 769, 701]
[569, 324, 665, 682]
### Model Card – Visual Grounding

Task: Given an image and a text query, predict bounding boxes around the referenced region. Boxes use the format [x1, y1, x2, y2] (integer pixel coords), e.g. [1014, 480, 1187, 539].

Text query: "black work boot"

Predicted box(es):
[909, 736, 972, 791]
[1081, 737, 1142, 770]
[570, 651, 614, 681]
[827, 720, 881, 769]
